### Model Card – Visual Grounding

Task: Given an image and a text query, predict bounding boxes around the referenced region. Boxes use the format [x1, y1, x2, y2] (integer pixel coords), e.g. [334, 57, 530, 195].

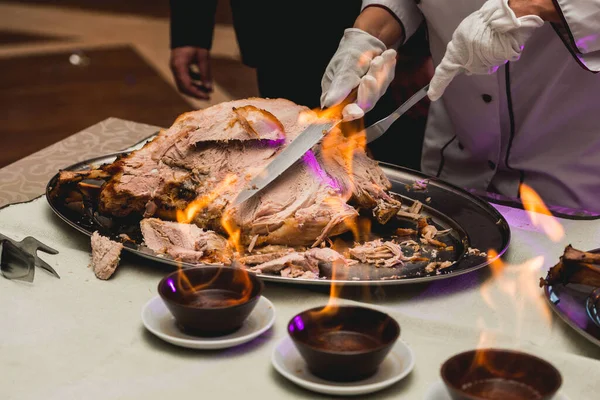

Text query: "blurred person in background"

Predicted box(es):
[168, 0, 432, 171]
[322, 0, 600, 213]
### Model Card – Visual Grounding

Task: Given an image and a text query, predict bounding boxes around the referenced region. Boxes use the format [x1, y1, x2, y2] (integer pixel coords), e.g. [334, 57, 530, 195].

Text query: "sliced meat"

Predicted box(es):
[246, 247, 349, 279]
[281, 266, 319, 279]
[248, 252, 314, 275]
[231, 105, 285, 140]
[55, 98, 392, 248]
[373, 198, 402, 224]
[349, 239, 406, 268]
[237, 246, 296, 265]
[140, 218, 232, 264]
[90, 231, 123, 280]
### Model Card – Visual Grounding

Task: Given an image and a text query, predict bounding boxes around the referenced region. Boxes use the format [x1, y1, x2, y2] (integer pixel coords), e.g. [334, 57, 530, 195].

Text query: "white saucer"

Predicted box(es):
[141, 295, 275, 350]
[271, 335, 415, 396]
[424, 380, 570, 400]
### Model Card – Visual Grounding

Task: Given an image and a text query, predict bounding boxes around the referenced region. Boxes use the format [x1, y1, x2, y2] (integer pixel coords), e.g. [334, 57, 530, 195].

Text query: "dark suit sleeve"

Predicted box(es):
[169, 0, 219, 49]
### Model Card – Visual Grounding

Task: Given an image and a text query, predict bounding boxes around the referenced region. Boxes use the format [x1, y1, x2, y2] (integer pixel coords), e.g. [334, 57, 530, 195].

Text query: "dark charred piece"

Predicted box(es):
[542, 245, 600, 288]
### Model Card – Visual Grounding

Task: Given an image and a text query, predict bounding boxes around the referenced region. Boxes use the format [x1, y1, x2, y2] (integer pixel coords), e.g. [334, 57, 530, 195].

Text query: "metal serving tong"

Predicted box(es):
[0, 233, 60, 282]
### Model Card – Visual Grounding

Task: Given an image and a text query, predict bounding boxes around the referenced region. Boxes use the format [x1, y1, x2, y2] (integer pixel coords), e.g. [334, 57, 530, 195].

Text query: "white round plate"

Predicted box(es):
[141, 295, 275, 350]
[424, 380, 570, 400]
[271, 335, 414, 396]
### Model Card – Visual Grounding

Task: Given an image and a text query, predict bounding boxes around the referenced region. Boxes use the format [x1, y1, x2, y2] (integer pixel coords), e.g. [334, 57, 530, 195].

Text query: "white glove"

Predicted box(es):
[428, 0, 544, 101]
[321, 28, 397, 121]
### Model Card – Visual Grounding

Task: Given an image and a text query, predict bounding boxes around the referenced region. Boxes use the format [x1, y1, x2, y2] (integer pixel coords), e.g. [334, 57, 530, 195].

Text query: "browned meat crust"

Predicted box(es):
[542, 244, 600, 287]
[52, 98, 393, 249]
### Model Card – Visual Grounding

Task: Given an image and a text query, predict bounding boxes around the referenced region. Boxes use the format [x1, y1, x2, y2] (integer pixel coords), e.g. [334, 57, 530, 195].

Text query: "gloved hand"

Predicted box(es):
[428, 0, 544, 101]
[321, 28, 397, 121]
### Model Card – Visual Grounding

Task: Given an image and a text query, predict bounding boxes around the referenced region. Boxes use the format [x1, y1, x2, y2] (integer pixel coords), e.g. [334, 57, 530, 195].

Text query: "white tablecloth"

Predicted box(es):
[1, 197, 599, 399]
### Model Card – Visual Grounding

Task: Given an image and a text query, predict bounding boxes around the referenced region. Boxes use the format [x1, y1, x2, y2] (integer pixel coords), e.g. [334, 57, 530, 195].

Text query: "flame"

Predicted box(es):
[470, 326, 526, 380]
[464, 186, 562, 377]
[301, 97, 373, 321]
[174, 267, 222, 295]
[170, 266, 253, 307]
[481, 250, 552, 336]
[313, 254, 347, 318]
[176, 174, 238, 224]
[470, 250, 553, 377]
[221, 208, 243, 254]
[320, 125, 366, 198]
[171, 172, 253, 306]
[519, 183, 565, 242]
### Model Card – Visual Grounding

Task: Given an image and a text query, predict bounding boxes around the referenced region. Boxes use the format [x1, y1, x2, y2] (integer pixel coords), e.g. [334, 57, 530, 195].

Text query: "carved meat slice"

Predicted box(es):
[90, 231, 123, 280]
[247, 247, 348, 278]
[140, 218, 232, 264]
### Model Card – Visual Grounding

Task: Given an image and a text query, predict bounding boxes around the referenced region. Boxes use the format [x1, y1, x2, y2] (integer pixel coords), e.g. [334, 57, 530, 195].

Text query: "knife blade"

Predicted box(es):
[231, 85, 430, 207]
[232, 90, 358, 207]
[232, 118, 340, 207]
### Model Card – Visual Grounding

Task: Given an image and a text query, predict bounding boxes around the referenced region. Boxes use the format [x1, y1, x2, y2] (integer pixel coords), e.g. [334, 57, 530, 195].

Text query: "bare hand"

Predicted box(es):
[170, 47, 213, 99]
[509, 0, 560, 23]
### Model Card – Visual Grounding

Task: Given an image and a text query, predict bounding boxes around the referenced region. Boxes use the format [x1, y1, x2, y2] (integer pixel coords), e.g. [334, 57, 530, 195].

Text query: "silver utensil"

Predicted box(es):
[365, 84, 429, 144]
[233, 84, 429, 206]
[0, 233, 60, 282]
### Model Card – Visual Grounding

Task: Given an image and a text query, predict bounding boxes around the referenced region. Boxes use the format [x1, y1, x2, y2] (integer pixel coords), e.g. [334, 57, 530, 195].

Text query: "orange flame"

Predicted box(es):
[300, 90, 379, 322]
[173, 267, 253, 307]
[221, 208, 243, 255]
[313, 254, 348, 318]
[481, 250, 552, 333]
[519, 183, 565, 242]
[172, 173, 251, 306]
[472, 250, 553, 375]
[176, 174, 238, 224]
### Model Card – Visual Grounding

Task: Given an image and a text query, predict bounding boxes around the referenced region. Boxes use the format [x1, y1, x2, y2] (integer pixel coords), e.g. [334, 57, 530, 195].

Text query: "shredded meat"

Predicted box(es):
[349, 239, 406, 268]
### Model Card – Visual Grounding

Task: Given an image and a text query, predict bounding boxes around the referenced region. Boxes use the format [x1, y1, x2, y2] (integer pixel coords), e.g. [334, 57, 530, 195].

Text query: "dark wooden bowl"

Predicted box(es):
[158, 266, 263, 336]
[441, 348, 562, 400]
[287, 305, 400, 382]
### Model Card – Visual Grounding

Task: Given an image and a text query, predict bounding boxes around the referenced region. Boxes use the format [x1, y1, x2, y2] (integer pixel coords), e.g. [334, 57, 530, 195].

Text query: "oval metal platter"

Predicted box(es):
[544, 284, 600, 348]
[46, 154, 510, 286]
[543, 249, 600, 348]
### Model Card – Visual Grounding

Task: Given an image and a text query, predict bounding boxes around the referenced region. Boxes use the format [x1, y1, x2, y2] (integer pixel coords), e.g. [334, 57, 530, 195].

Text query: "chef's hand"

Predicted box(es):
[170, 46, 213, 100]
[428, 0, 544, 101]
[321, 28, 397, 121]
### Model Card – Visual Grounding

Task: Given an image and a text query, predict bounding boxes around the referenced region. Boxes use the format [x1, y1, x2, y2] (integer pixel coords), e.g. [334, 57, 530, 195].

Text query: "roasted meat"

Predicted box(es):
[90, 231, 123, 280]
[247, 247, 349, 279]
[140, 218, 232, 264]
[53, 98, 394, 249]
[349, 239, 407, 268]
[542, 244, 600, 287]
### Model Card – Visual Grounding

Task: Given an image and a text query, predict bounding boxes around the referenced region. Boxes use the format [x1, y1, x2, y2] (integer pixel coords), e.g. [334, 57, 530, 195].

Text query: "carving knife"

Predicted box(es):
[232, 84, 429, 207]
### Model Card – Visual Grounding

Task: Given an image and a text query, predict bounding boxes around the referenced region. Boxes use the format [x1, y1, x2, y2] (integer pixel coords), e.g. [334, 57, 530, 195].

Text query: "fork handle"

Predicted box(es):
[365, 84, 430, 144]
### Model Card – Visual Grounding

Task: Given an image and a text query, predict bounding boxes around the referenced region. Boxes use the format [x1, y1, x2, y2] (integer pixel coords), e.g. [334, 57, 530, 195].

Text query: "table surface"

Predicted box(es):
[1, 119, 599, 400]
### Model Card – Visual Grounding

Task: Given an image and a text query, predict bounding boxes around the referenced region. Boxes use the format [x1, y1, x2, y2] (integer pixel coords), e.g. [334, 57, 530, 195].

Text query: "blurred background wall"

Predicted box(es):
[0, 1, 430, 170]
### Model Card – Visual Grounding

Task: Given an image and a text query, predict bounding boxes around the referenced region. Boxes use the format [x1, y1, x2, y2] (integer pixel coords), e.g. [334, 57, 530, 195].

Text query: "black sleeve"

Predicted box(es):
[169, 0, 219, 49]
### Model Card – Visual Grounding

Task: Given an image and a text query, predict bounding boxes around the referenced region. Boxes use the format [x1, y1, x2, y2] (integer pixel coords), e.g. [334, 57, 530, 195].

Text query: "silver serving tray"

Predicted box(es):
[543, 248, 600, 348]
[545, 283, 600, 348]
[46, 152, 510, 286]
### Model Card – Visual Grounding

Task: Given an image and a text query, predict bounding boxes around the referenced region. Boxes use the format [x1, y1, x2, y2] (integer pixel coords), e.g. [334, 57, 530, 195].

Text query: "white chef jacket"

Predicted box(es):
[362, 0, 600, 213]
